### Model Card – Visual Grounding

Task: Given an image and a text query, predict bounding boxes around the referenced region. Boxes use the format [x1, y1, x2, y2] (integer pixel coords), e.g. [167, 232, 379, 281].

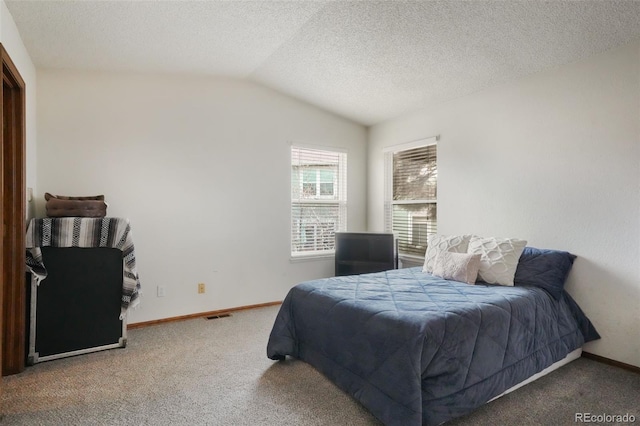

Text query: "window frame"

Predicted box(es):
[383, 136, 438, 262]
[291, 144, 347, 260]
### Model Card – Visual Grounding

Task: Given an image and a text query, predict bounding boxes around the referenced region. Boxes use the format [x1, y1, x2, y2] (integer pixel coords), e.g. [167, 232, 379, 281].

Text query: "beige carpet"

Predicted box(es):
[1, 305, 638, 425]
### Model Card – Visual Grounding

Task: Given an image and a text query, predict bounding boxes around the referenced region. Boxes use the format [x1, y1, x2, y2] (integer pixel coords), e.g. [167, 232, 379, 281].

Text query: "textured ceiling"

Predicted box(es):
[6, 0, 640, 125]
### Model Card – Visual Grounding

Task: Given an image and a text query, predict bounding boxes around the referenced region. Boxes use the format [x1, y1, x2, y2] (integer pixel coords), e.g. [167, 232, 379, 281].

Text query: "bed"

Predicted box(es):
[266, 266, 599, 425]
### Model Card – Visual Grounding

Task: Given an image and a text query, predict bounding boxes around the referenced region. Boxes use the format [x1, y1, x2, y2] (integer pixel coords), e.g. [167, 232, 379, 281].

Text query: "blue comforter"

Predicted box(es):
[267, 268, 599, 425]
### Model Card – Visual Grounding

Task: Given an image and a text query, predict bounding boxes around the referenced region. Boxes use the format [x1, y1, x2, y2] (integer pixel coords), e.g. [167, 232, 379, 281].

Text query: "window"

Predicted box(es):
[384, 137, 437, 258]
[291, 146, 347, 257]
[302, 168, 335, 197]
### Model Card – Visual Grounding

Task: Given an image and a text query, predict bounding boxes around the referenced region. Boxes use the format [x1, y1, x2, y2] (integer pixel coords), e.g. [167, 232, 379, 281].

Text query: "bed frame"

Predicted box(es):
[490, 348, 582, 402]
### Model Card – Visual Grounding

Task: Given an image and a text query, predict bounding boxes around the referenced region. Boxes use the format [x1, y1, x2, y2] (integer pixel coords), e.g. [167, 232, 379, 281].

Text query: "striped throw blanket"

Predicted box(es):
[26, 217, 141, 318]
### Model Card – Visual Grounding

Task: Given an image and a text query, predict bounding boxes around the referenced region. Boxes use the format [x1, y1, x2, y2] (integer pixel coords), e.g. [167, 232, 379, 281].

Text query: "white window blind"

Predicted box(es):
[384, 140, 437, 258]
[291, 146, 347, 257]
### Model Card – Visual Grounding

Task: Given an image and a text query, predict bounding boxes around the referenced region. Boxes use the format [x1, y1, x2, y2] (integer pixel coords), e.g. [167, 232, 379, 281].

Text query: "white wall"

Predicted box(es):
[368, 42, 640, 367]
[37, 70, 367, 324]
[0, 1, 37, 218]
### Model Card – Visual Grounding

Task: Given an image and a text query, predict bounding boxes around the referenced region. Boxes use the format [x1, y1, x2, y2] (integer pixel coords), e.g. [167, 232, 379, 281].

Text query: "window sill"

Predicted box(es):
[290, 252, 335, 262]
[398, 254, 425, 262]
[398, 254, 425, 268]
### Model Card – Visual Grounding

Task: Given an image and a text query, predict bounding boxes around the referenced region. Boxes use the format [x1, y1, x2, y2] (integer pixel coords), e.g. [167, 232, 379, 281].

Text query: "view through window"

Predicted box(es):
[291, 146, 347, 257]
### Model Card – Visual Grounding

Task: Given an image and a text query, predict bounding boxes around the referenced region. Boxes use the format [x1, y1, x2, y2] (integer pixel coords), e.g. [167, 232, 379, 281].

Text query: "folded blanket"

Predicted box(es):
[26, 217, 141, 318]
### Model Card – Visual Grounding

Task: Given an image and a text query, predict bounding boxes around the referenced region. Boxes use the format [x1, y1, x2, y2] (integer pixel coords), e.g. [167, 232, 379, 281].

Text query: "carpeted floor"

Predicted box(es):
[1, 305, 638, 425]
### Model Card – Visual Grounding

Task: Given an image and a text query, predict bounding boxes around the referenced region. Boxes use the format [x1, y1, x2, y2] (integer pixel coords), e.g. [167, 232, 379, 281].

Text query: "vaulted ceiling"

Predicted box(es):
[6, 1, 640, 125]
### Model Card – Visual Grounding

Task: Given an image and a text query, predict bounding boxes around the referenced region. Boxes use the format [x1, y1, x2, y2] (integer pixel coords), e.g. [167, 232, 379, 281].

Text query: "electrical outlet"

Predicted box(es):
[198, 283, 205, 294]
[157, 286, 166, 297]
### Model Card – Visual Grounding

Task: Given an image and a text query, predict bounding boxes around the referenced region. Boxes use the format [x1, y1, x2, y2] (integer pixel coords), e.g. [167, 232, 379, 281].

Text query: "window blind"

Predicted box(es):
[385, 143, 437, 257]
[291, 146, 347, 257]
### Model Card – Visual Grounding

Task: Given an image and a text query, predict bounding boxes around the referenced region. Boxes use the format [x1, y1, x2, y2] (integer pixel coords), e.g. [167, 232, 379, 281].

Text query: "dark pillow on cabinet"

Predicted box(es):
[45, 192, 104, 201]
[44, 193, 107, 217]
[514, 247, 576, 300]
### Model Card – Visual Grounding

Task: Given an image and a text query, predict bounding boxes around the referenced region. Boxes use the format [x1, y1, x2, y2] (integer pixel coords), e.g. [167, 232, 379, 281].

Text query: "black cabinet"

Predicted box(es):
[335, 232, 396, 276]
[28, 247, 126, 364]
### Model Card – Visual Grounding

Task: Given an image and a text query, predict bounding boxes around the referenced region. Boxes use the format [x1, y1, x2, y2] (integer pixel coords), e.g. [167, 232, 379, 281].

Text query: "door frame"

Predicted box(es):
[1, 43, 27, 376]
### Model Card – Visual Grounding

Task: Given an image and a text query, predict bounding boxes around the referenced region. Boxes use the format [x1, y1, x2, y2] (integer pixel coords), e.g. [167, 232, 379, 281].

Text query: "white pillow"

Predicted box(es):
[423, 234, 472, 273]
[432, 251, 481, 285]
[467, 236, 527, 286]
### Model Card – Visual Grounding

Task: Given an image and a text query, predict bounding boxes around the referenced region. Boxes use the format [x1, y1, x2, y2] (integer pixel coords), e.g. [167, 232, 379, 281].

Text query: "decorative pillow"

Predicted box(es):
[45, 193, 107, 218]
[432, 251, 481, 285]
[423, 234, 472, 273]
[467, 236, 527, 286]
[45, 192, 104, 201]
[514, 247, 576, 300]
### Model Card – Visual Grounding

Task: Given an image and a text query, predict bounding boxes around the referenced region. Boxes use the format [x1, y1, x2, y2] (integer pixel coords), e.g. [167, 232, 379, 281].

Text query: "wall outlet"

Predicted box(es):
[198, 283, 205, 294]
[157, 286, 166, 297]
